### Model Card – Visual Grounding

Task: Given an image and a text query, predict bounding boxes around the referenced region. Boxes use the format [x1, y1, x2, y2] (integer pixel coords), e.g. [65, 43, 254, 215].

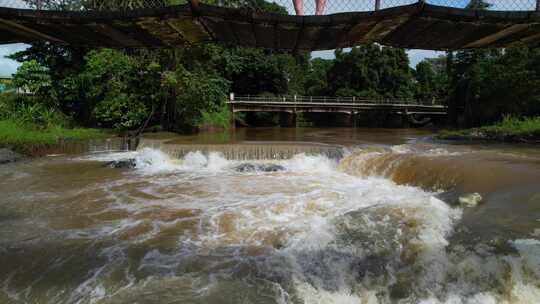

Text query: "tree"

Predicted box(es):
[414, 57, 448, 102]
[79, 49, 163, 130]
[12, 60, 52, 97]
[326, 44, 415, 99]
[162, 65, 230, 129]
[304, 58, 333, 96]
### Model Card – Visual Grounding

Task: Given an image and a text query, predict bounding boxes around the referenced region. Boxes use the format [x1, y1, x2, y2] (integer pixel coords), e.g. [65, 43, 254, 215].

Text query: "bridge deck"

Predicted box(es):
[228, 96, 447, 115]
[0, 3, 539, 50]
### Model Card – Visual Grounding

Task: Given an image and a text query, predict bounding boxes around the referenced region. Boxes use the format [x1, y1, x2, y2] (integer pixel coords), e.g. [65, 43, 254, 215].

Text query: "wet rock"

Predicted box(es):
[235, 163, 257, 172]
[260, 164, 286, 172]
[0, 148, 23, 164]
[105, 159, 136, 169]
[234, 163, 286, 172]
[458, 193, 483, 208]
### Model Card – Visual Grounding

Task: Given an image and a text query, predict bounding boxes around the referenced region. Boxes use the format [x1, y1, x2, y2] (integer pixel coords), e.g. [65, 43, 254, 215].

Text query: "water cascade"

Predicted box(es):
[1, 133, 539, 304]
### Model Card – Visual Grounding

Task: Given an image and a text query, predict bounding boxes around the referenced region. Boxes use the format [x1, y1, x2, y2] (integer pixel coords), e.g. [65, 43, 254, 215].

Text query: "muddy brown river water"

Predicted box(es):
[0, 128, 539, 304]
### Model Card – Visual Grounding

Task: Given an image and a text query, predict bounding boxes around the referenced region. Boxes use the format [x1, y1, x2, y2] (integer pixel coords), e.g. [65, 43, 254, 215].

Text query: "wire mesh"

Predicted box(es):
[0, 0, 537, 12]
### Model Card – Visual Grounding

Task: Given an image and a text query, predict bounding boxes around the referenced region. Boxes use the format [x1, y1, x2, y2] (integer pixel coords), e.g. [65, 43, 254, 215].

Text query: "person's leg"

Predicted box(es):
[293, 0, 304, 15]
[315, 0, 326, 15]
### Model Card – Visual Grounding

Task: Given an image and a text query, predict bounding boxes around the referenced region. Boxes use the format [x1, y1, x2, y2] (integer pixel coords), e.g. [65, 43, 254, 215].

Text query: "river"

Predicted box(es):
[1, 128, 539, 304]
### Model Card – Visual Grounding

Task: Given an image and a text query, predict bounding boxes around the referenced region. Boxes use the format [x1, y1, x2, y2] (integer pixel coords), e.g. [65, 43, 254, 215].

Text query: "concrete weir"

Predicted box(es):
[138, 138, 345, 160]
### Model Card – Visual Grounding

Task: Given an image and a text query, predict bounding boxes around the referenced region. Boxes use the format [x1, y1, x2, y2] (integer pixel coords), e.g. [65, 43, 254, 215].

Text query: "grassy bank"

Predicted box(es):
[0, 120, 109, 155]
[197, 107, 231, 131]
[438, 116, 540, 143]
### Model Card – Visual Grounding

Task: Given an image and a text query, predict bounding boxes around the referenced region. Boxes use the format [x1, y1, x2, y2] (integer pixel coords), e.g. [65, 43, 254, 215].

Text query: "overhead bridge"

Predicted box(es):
[1, 0, 540, 51]
[227, 95, 447, 126]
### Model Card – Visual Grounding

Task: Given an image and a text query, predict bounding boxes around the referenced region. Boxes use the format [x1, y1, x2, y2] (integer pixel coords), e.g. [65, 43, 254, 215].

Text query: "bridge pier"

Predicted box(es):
[279, 112, 297, 127]
[229, 103, 236, 130]
[402, 109, 410, 128]
[336, 112, 355, 127]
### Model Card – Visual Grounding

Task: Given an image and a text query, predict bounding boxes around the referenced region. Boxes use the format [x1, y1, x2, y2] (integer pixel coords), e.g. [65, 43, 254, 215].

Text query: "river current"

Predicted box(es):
[0, 128, 539, 304]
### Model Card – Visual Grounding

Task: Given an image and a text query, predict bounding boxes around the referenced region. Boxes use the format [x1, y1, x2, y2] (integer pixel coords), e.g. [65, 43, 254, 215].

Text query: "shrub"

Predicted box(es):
[0, 93, 69, 128]
[80, 49, 151, 131]
[94, 93, 148, 130]
[12, 59, 52, 97]
[198, 105, 231, 130]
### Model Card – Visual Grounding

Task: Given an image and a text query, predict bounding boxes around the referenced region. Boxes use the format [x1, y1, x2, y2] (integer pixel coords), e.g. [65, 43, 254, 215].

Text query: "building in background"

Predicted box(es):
[0, 77, 13, 92]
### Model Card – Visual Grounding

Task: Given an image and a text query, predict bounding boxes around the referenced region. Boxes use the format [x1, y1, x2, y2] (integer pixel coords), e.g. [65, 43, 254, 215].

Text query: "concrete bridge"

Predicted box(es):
[0, 1, 540, 51]
[227, 94, 447, 127]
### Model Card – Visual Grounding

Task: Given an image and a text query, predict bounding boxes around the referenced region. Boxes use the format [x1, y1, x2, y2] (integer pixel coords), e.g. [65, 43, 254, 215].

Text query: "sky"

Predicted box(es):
[0, 43, 27, 77]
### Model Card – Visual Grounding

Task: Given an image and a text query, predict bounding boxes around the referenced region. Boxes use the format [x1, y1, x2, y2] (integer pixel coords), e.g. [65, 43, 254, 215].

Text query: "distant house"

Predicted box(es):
[0, 77, 13, 92]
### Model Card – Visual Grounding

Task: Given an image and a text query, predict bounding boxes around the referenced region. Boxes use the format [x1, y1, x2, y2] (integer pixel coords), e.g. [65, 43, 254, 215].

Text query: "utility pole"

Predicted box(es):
[537, 0, 540, 11]
[375, 0, 380, 11]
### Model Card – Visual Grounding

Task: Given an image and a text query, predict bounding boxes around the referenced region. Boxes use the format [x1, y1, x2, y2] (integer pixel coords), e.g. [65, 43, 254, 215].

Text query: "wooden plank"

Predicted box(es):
[166, 18, 211, 44]
[344, 18, 379, 46]
[0, 30, 22, 44]
[273, 16, 302, 50]
[137, 17, 187, 47]
[296, 16, 327, 51]
[228, 20, 256, 47]
[382, 16, 436, 49]
[199, 16, 237, 44]
[464, 24, 529, 48]
[446, 23, 508, 49]
[0, 3, 539, 50]
[50, 23, 119, 47]
[363, 14, 411, 42]
[490, 24, 540, 47]
[329, 12, 367, 49]
[111, 19, 166, 47]
[0, 19, 64, 43]
[251, 12, 278, 49]
[89, 23, 144, 47]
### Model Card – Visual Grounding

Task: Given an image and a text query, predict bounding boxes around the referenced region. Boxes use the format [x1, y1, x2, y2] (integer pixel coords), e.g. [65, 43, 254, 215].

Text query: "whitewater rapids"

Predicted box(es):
[0, 146, 539, 304]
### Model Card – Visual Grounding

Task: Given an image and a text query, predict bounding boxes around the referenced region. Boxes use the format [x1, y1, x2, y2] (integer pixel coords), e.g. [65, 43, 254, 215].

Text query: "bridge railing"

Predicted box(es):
[0, 0, 538, 13]
[229, 94, 444, 106]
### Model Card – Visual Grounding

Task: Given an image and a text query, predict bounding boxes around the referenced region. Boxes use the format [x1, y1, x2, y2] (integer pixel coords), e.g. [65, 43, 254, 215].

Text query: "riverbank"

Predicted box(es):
[438, 116, 540, 143]
[0, 120, 110, 157]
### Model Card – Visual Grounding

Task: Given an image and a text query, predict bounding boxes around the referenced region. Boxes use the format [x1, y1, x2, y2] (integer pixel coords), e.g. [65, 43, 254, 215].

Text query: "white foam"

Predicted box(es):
[65, 148, 540, 304]
[281, 153, 337, 173]
[134, 147, 182, 173]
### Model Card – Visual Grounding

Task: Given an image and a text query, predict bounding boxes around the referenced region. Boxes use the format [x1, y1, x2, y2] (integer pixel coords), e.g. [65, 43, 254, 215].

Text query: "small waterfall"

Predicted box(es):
[138, 138, 344, 160]
[29, 137, 138, 156]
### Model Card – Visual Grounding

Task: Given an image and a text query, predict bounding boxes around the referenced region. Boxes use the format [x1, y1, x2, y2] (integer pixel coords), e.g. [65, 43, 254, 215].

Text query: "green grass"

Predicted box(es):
[0, 120, 109, 154]
[438, 116, 540, 142]
[197, 106, 231, 130]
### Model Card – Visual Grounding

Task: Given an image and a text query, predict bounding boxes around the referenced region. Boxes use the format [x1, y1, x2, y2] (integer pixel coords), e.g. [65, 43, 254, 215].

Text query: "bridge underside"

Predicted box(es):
[1, 3, 540, 51]
[229, 102, 448, 115]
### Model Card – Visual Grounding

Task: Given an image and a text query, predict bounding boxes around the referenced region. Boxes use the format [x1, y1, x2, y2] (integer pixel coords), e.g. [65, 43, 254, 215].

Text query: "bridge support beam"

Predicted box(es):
[335, 112, 355, 127]
[402, 109, 410, 128]
[279, 112, 297, 128]
[229, 104, 236, 130]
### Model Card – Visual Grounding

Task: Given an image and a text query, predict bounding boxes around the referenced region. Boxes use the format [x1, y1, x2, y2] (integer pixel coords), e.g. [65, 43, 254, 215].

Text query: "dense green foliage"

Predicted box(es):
[326, 46, 415, 98]
[448, 47, 540, 126]
[4, 0, 539, 134]
[0, 91, 67, 128]
[0, 119, 106, 153]
[439, 116, 540, 142]
[0, 93, 107, 153]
